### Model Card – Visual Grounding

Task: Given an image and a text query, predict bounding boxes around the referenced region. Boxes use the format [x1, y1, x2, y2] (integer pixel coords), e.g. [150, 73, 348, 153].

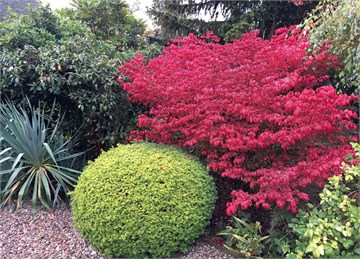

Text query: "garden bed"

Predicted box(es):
[0, 201, 235, 259]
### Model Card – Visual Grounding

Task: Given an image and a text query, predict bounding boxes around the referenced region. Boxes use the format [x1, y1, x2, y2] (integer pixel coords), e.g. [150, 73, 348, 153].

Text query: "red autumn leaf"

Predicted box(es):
[118, 28, 358, 214]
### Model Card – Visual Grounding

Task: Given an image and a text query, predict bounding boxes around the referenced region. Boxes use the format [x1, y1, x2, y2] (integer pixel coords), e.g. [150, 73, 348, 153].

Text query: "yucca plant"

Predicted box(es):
[0, 99, 83, 210]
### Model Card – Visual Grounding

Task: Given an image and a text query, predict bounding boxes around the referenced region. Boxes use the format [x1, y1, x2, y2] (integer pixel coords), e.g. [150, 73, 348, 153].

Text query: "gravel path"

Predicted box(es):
[0, 202, 235, 259]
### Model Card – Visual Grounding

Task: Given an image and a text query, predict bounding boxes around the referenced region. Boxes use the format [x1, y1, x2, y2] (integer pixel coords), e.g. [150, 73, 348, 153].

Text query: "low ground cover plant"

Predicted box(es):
[118, 27, 358, 215]
[219, 215, 268, 257]
[71, 142, 216, 258]
[287, 142, 360, 258]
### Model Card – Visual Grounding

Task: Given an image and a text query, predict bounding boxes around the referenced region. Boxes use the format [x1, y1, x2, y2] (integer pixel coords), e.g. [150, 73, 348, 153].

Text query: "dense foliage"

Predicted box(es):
[218, 144, 360, 258]
[0, 5, 160, 155]
[118, 28, 358, 215]
[71, 0, 146, 47]
[301, 0, 359, 93]
[148, 0, 316, 41]
[0, 100, 82, 210]
[286, 142, 360, 258]
[71, 142, 216, 258]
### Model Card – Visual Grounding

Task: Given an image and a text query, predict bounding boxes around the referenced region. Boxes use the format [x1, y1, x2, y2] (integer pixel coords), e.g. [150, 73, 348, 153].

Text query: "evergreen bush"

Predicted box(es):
[71, 142, 216, 258]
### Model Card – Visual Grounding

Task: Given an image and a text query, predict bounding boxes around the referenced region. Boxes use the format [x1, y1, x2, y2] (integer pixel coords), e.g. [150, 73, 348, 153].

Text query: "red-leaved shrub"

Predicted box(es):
[118, 28, 358, 215]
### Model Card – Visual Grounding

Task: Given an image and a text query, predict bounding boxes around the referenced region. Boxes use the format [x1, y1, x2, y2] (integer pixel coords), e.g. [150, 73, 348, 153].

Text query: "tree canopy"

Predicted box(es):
[71, 0, 146, 47]
[148, 0, 317, 41]
[0, 0, 39, 21]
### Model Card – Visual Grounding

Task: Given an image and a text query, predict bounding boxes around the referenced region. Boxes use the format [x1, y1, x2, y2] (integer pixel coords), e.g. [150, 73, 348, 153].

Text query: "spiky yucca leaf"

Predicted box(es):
[0, 100, 83, 210]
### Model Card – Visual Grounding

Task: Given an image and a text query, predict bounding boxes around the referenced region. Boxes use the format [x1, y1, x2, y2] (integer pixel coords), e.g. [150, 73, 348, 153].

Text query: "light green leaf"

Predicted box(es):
[313, 245, 324, 258]
[306, 242, 317, 253]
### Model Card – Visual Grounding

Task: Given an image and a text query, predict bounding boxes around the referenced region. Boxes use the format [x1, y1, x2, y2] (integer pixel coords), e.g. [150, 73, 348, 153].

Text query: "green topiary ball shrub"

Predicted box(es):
[71, 142, 217, 258]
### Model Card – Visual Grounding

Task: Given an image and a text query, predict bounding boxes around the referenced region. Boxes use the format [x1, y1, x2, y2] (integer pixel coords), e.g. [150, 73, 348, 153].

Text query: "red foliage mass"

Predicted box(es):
[118, 27, 358, 215]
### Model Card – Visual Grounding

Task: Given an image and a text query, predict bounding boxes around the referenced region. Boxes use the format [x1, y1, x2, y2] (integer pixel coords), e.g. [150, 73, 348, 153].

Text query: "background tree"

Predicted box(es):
[0, 0, 38, 21]
[148, 0, 317, 41]
[301, 0, 359, 95]
[71, 0, 146, 48]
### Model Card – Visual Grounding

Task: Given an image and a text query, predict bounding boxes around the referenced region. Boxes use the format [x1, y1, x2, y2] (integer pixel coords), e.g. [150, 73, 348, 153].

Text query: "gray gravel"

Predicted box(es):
[0, 202, 236, 259]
